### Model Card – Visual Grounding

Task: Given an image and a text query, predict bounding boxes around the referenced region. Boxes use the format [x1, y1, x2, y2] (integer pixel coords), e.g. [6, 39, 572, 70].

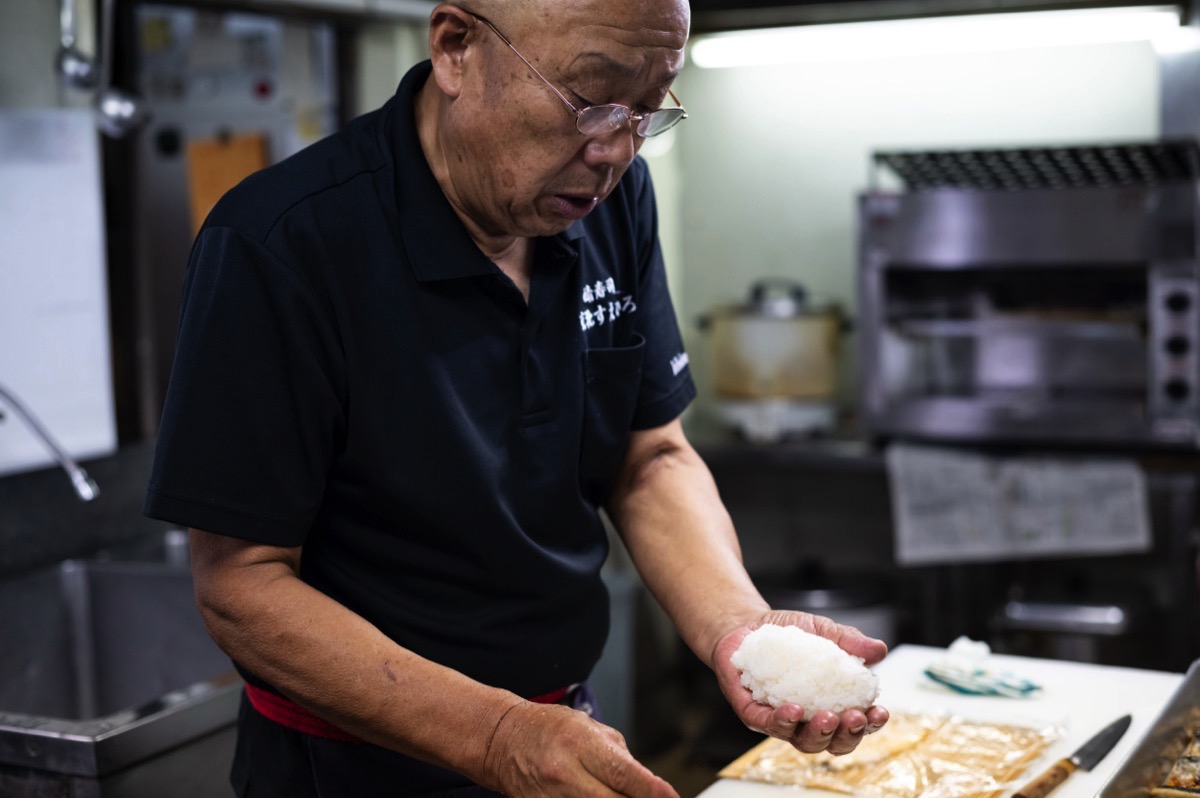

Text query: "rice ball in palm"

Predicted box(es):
[731, 624, 879, 712]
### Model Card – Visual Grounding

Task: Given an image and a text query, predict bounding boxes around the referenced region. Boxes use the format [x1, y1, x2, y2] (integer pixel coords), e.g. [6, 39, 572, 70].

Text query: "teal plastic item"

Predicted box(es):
[923, 663, 1042, 698]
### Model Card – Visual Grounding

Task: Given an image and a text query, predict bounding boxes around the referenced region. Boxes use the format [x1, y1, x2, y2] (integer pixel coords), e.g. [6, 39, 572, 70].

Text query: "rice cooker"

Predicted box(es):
[701, 279, 844, 442]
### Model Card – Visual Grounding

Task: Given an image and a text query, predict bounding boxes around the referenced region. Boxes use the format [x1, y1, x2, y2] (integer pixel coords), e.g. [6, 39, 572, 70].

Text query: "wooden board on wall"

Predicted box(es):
[185, 132, 269, 235]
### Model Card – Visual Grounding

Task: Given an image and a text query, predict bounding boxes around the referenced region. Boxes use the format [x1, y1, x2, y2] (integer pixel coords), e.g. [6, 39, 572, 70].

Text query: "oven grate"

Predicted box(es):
[873, 140, 1200, 191]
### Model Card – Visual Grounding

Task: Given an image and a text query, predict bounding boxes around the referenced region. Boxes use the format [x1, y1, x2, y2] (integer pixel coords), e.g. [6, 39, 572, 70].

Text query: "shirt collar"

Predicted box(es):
[391, 61, 587, 283]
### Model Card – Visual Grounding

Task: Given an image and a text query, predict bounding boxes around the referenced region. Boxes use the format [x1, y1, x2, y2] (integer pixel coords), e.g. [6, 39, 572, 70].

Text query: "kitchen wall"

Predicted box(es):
[1, 11, 1182, 408]
[0, 2, 1180, 578]
[12, 6, 1166, 441]
[0, 1, 95, 109]
[0, 3, 423, 470]
[0, 6, 430, 570]
[0, 2, 428, 110]
[656, 30, 1173, 659]
[352, 17, 428, 114]
[1, 2, 119, 482]
[671, 37, 1161, 415]
[0, 7, 138, 571]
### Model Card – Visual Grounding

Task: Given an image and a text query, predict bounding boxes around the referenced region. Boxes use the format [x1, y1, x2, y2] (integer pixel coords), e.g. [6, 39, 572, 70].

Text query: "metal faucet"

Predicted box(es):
[0, 382, 100, 501]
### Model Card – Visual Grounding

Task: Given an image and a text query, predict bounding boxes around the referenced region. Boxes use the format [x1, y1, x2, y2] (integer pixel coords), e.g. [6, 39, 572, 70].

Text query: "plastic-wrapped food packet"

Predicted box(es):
[720, 711, 1062, 798]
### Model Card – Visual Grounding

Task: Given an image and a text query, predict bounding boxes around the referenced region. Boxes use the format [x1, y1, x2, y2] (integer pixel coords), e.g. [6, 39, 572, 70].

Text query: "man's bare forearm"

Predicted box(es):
[188, 529, 521, 785]
[605, 421, 770, 668]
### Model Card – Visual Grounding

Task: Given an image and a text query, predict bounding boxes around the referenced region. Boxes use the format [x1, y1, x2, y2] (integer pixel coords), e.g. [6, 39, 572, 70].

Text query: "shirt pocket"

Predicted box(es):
[579, 333, 646, 506]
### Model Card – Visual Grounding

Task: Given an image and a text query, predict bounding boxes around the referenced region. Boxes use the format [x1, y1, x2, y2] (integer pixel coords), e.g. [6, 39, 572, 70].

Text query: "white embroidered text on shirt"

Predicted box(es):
[580, 277, 637, 331]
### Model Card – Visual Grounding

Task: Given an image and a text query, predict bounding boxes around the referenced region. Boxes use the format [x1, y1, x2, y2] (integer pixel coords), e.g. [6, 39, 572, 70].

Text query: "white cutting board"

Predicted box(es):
[697, 644, 1184, 798]
[0, 109, 117, 478]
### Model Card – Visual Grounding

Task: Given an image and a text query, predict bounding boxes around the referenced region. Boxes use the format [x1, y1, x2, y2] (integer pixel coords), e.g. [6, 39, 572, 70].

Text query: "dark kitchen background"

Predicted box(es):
[1, 0, 1199, 795]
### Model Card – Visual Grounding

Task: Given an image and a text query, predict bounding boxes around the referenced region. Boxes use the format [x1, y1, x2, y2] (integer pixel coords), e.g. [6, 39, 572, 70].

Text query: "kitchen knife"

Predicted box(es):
[1013, 714, 1132, 798]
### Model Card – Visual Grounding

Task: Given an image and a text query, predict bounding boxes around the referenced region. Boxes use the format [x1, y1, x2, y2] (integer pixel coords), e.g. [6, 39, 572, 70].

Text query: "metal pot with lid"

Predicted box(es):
[700, 279, 845, 441]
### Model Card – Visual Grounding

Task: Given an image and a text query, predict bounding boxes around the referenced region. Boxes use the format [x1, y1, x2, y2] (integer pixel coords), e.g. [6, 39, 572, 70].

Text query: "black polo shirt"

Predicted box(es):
[144, 60, 695, 700]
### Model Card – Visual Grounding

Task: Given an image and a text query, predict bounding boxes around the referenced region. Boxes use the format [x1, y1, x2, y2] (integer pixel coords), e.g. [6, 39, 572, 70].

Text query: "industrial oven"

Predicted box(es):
[857, 140, 1200, 450]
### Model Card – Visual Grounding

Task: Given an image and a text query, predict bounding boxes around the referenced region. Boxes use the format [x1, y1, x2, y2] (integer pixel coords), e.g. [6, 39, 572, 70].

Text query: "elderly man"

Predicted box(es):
[144, 0, 889, 795]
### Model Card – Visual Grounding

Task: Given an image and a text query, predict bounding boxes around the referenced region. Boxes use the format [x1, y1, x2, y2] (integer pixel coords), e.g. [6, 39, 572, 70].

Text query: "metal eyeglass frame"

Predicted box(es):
[470, 12, 687, 139]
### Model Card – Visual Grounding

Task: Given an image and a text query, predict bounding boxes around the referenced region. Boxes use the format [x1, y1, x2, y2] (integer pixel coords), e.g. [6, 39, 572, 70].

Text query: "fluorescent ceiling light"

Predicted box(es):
[1152, 22, 1200, 55]
[689, 6, 1182, 69]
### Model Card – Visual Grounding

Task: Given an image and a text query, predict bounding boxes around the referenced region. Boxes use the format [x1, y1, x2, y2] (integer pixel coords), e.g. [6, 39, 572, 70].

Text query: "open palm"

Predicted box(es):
[712, 610, 890, 756]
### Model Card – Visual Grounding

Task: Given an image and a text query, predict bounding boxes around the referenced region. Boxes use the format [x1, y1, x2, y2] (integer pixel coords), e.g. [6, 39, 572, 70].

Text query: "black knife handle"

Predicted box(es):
[1013, 759, 1077, 798]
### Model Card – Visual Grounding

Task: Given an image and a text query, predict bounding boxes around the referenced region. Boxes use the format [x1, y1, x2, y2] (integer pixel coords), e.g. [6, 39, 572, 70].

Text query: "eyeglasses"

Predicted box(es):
[470, 13, 687, 139]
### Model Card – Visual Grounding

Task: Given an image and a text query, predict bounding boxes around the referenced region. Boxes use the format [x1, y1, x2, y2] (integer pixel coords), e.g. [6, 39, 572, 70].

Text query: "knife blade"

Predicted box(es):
[1013, 714, 1132, 798]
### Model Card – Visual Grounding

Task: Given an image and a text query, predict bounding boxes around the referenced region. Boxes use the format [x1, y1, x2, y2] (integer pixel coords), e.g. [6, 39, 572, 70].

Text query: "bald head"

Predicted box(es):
[450, 0, 690, 44]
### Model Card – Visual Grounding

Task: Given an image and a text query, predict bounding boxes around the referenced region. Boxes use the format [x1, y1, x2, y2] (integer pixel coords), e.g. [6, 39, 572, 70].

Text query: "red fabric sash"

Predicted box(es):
[244, 682, 573, 743]
[244, 682, 364, 742]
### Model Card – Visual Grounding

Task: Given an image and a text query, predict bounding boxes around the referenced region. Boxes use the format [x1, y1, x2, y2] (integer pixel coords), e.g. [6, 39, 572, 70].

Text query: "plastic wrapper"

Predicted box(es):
[719, 712, 1061, 798]
[923, 636, 1042, 698]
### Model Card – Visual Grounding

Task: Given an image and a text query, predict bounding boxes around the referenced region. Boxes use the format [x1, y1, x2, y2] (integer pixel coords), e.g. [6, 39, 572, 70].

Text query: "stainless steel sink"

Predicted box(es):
[0, 550, 240, 796]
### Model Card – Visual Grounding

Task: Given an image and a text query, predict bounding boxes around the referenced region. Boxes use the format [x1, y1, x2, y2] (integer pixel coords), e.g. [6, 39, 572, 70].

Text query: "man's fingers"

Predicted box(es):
[865, 705, 890, 733]
[587, 755, 680, 798]
[762, 702, 806, 737]
[787, 709, 836, 753]
[491, 702, 681, 798]
[824, 709, 870, 755]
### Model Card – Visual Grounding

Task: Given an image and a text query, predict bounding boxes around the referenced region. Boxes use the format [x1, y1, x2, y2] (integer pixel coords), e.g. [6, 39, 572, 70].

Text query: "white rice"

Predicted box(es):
[730, 624, 880, 712]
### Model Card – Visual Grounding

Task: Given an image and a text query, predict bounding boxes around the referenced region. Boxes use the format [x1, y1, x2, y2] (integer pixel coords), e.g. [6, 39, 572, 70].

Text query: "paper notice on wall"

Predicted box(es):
[887, 444, 1151, 565]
